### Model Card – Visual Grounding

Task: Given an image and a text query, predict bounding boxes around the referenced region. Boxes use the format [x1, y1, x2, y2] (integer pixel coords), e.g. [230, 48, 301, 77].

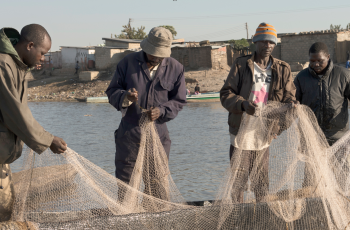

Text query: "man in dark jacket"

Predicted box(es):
[220, 22, 297, 203]
[294, 42, 350, 146]
[106, 27, 186, 198]
[0, 24, 67, 220]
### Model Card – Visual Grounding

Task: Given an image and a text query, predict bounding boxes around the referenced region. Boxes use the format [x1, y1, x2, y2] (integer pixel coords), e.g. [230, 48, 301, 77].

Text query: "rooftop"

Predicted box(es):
[278, 29, 350, 37]
[102, 38, 142, 43]
[60, 46, 95, 49]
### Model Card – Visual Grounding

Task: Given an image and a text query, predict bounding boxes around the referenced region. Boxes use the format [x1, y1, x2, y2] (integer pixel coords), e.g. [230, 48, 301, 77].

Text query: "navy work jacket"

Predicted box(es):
[106, 51, 186, 164]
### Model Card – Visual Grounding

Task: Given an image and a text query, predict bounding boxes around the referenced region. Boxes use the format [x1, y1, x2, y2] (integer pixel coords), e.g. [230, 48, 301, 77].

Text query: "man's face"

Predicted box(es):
[309, 52, 330, 74]
[24, 35, 51, 68]
[146, 53, 164, 67]
[255, 40, 276, 58]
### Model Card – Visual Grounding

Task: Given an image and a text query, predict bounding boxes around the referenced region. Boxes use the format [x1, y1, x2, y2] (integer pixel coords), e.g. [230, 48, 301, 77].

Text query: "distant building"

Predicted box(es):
[102, 38, 142, 49]
[278, 29, 350, 64]
[60, 46, 95, 70]
[171, 45, 227, 70]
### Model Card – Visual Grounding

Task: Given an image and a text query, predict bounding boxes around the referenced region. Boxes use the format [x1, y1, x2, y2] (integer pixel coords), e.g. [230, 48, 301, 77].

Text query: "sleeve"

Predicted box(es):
[281, 66, 296, 103]
[294, 75, 302, 102]
[0, 66, 54, 154]
[157, 66, 187, 124]
[220, 59, 245, 113]
[105, 62, 129, 111]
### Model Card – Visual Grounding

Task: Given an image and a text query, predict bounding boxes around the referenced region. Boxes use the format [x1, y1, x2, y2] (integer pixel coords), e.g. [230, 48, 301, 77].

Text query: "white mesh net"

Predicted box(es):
[6, 102, 350, 229]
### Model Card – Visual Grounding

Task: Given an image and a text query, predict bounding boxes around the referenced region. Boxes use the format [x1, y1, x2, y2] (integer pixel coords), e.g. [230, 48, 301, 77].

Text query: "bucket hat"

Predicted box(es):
[140, 27, 173, 57]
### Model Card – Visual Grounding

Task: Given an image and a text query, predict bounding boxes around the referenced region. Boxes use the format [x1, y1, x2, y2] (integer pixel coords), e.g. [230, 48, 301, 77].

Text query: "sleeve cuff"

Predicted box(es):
[121, 93, 132, 108]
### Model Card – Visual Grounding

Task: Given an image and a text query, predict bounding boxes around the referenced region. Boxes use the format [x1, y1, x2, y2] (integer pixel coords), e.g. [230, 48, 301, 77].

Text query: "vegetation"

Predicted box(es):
[159, 25, 177, 38]
[114, 21, 148, 39]
[228, 38, 250, 50]
[330, 24, 342, 30]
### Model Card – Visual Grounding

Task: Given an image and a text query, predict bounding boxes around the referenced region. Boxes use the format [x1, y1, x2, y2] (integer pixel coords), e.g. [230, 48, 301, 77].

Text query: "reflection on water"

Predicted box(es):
[11, 102, 230, 201]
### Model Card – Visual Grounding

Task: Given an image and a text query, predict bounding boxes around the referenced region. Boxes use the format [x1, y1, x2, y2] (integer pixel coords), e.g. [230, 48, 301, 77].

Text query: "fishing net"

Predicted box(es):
[7, 102, 350, 229]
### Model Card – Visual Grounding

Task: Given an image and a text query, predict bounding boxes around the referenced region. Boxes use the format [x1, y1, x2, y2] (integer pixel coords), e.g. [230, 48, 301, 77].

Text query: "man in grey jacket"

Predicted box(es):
[0, 24, 67, 219]
[294, 42, 350, 146]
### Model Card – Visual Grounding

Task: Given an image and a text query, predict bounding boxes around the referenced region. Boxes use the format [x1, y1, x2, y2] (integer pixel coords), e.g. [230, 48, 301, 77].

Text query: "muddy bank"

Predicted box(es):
[27, 68, 300, 102]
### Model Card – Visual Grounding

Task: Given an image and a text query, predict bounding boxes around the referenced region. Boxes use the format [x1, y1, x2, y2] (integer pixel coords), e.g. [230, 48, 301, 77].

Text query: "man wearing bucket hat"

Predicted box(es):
[220, 22, 297, 203]
[106, 27, 186, 197]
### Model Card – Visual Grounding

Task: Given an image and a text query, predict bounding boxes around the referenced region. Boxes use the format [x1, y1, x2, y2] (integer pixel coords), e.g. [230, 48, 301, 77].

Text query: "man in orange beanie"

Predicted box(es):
[220, 22, 297, 203]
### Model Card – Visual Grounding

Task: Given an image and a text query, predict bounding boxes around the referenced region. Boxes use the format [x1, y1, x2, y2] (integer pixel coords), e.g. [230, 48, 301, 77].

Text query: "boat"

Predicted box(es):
[186, 92, 220, 102]
[77, 92, 220, 103]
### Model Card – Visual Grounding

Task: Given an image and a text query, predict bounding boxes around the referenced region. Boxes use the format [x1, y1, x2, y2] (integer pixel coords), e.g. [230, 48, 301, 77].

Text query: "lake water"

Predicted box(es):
[11, 101, 230, 202]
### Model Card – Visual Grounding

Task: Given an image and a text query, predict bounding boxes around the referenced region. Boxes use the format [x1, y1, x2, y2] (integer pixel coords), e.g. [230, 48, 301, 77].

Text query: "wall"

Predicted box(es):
[94, 47, 126, 70]
[61, 48, 94, 71]
[211, 46, 227, 69]
[281, 33, 337, 63]
[272, 44, 281, 60]
[171, 46, 212, 70]
[51, 51, 62, 69]
[335, 41, 350, 63]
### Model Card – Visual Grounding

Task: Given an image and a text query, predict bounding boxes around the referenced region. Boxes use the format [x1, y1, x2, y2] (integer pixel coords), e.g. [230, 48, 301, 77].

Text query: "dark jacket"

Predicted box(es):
[220, 54, 296, 135]
[294, 60, 350, 144]
[0, 28, 54, 164]
[106, 51, 186, 182]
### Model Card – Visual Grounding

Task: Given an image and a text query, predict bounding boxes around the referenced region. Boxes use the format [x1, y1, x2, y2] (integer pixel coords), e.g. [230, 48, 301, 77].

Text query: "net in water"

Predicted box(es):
[8, 102, 350, 229]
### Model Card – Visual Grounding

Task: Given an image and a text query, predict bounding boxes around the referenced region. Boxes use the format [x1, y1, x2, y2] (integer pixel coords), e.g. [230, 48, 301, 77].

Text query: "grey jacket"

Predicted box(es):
[0, 28, 54, 164]
[294, 60, 350, 145]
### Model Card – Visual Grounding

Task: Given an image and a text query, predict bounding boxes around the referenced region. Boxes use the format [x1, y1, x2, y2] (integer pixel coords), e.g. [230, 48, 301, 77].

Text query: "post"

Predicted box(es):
[246, 22, 249, 40]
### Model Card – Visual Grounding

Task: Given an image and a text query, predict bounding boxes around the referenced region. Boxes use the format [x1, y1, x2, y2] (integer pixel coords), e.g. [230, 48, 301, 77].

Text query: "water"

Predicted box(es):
[11, 101, 230, 202]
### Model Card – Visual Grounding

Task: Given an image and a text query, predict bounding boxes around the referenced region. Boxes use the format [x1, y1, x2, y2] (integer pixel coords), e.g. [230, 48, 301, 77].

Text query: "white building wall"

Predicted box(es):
[61, 47, 94, 70]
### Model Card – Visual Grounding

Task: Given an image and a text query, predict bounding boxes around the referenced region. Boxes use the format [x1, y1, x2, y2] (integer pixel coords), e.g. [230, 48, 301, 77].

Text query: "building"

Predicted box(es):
[171, 45, 227, 70]
[60, 46, 95, 71]
[279, 29, 350, 64]
[102, 38, 142, 49]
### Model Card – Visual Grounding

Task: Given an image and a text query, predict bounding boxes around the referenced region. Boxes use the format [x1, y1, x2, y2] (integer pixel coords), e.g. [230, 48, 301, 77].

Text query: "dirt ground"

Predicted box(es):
[27, 65, 303, 102]
[27, 67, 232, 102]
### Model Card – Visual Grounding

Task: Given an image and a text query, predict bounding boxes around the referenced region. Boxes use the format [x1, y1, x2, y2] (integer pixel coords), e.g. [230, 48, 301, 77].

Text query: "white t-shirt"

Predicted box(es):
[230, 61, 272, 148]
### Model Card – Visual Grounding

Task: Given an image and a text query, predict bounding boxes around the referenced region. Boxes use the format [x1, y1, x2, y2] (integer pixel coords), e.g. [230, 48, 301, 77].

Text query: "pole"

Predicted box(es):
[246, 22, 249, 40]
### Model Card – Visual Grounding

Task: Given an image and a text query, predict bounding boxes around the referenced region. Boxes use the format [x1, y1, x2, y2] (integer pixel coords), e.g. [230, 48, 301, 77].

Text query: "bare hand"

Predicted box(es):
[147, 107, 161, 121]
[126, 88, 138, 103]
[50, 136, 67, 154]
[291, 100, 299, 108]
[242, 101, 258, 115]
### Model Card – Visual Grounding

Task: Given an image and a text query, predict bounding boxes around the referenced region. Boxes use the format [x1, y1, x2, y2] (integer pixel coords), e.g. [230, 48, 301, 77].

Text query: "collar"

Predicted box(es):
[308, 60, 333, 80]
[248, 52, 276, 69]
[136, 50, 168, 67]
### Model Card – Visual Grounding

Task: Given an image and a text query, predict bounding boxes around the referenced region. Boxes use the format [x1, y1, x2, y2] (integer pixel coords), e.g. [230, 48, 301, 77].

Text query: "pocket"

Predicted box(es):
[273, 88, 284, 101]
[160, 79, 174, 91]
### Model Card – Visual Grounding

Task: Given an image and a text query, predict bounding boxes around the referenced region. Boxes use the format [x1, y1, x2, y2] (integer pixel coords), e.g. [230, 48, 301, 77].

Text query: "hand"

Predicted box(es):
[147, 107, 161, 121]
[242, 101, 258, 115]
[50, 136, 67, 154]
[291, 100, 299, 108]
[126, 88, 138, 103]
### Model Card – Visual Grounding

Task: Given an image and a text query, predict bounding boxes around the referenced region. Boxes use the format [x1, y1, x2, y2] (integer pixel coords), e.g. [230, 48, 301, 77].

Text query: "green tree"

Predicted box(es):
[228, 38, 250, 50]
[114, 21, 147, 39]
[346, 23, 350, 30]
[330, 24, 342, 30]
[159, 25, 177, 38]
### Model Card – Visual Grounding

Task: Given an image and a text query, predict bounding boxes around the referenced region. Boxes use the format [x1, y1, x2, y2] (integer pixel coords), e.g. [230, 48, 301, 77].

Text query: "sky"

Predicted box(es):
[1, 0, 349, 51]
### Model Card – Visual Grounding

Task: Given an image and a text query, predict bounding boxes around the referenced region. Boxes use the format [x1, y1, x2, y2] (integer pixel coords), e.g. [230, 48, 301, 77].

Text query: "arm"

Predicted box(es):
[157, 66, 187, 124]
[281, 66, 296, 103]
[0, 66, 54, 154]
[106, 63, 128, 111]
[294, 75, 302, 102]
[220, 59, 245, 113]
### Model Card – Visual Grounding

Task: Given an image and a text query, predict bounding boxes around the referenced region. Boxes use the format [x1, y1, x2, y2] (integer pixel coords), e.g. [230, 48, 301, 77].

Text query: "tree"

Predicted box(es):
[330, 24, 342, 30]
[159, 25, 177, 39]
[114, 21, 148, 39]
[346, 23, 350, 30]
[228, 38, 250, 50]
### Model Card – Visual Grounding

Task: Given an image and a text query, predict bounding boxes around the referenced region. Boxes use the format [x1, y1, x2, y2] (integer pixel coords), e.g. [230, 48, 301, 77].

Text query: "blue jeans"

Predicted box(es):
[346, 61, 350, 69]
